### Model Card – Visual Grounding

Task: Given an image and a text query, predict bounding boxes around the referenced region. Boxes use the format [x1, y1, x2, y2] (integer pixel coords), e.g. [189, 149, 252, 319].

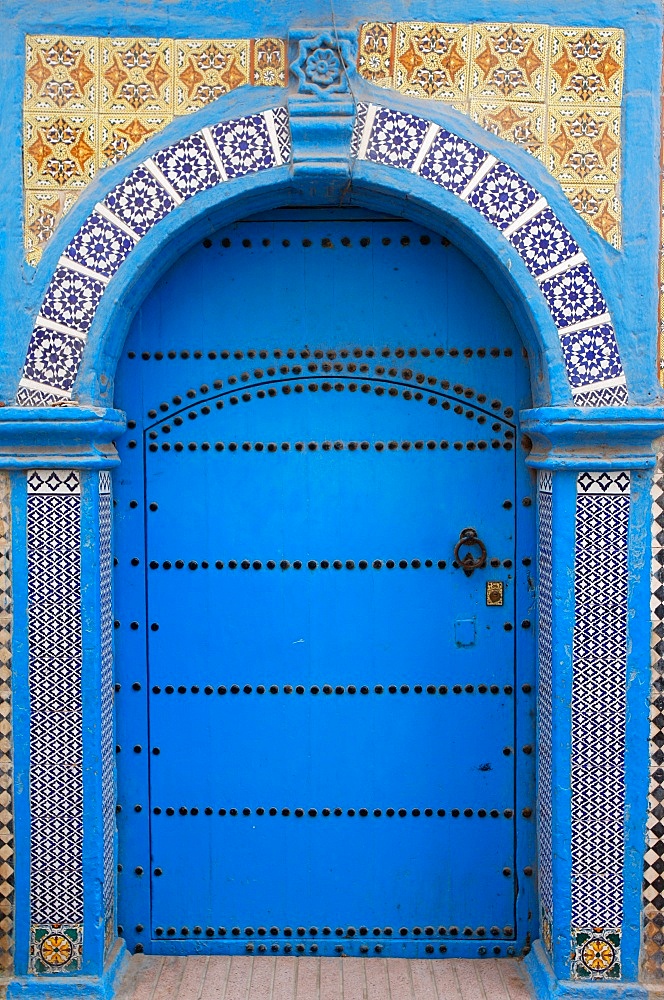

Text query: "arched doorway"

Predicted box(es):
[112, 207, 537, 960]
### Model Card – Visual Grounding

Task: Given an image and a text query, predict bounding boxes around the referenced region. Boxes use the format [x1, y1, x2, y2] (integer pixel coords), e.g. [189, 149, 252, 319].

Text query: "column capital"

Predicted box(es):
[0, 406, 124, 468]
[521, 405, 664, 470]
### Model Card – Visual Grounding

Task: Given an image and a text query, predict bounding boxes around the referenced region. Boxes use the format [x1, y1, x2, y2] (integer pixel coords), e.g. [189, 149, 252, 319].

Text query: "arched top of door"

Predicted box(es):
[12, 83, 633, 412]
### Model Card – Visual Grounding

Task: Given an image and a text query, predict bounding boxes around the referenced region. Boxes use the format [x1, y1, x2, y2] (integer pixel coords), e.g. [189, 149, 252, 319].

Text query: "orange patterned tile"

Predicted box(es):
[98, 113, 172, 169]
[175, 39, 249, 114]
[469, 98, 545, 162]
[561, 182, 621, 248]
[250, 38, 287, 87]
[25, 35, 98, 113]
[358, 22, 395, 86]
[547, 105, 620, 185]
[99, 38, 174, 115]
[469, 23, 548, 103]
[24, 189, 79, 267]
[24, 113, 96, 191]
[393, 22, 471, 102]
[548, 27, 624, 106]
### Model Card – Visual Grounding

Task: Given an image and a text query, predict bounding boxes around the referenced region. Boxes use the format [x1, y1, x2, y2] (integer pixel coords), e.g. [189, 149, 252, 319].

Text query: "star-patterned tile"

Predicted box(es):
[103, 164, 177, 237]
[509, 206, 581, 278]
[465, 160, 540, 231]
[152, 132, 222, 199]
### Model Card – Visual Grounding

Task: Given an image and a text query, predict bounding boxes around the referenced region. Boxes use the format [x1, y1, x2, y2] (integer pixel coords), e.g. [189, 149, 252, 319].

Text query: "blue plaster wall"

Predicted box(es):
[0, 0, 661, 407]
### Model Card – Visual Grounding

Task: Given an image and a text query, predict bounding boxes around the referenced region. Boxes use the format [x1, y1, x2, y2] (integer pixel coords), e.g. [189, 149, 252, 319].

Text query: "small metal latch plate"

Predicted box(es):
[486, 581, 504, 607]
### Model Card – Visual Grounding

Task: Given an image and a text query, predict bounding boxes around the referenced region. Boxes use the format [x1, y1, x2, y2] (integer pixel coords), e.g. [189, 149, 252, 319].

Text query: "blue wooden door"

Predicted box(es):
[113, 212, 536, 960]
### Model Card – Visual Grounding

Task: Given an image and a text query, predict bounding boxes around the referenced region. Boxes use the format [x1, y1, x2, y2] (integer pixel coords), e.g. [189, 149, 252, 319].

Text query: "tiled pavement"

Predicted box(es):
[114, 956, 533, 1000]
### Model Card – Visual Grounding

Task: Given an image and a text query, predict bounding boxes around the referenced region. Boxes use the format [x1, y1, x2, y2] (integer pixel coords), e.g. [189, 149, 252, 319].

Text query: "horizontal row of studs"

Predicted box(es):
[206, 233, 450, 250]
[147, 682, 519, 694]
[132, 941, 512, 955]
[144, 923, 513, 939]
[132, 561, 514, 575]
[131, 346, 517, 362]
[149, 807, 515, 818]
[147, 440, 514, 453]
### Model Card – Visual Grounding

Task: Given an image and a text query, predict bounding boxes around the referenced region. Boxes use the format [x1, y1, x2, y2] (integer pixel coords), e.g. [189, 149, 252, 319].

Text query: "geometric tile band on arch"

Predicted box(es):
[16, 107, 291, 407]
[351, 104, 627, 408]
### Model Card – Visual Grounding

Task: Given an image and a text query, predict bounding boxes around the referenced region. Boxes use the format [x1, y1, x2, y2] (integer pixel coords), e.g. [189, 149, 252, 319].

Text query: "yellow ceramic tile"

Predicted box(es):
[393, 22, 471, 102]
[174, 39, 249, 114]
[25, 35, 98, 113]
[546, 104, 620, 185]
[250, 38, 287, 87]
[561, 182, 621, 248]
[469, 23, 549, 103]
[99, 38, 174, 115]
[98, 113, 172, 169]
[548, 27, 624, 106]
[24, 112, 96, 191]
[358, 22, 395, 86]
[469, 98, 546, 163]
[24, 189, 80, 266]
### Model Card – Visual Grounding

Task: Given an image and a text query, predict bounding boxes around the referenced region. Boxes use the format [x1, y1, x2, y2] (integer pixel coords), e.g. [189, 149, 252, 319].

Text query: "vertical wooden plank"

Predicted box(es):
[199, 956, 232, 1000]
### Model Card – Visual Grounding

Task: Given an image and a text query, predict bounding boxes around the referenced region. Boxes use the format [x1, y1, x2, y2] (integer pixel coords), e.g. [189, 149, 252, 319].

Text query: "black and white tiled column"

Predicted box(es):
[26, 470, 83, 975]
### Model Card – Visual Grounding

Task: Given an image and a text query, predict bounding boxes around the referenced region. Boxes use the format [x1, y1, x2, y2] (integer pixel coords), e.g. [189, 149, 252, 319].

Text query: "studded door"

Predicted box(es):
[113, 213, 536, 960]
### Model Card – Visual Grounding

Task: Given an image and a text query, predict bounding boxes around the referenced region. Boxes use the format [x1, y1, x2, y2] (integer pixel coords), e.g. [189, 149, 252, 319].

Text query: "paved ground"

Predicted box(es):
[114, 956, 533, 1000]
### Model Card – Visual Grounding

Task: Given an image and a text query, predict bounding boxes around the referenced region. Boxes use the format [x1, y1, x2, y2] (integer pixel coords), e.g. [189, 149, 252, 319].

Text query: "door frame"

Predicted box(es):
[1, 73, 662, 1000]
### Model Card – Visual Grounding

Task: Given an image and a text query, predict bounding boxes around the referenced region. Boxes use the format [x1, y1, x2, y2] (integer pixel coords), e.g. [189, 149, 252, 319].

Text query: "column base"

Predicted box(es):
[525, 941, 648, 1000]
[6, 940, 129, 1000]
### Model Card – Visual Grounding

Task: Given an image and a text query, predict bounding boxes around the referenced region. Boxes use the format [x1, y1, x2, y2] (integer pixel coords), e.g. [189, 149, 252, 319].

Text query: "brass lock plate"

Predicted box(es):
[486, 581, 504, 607]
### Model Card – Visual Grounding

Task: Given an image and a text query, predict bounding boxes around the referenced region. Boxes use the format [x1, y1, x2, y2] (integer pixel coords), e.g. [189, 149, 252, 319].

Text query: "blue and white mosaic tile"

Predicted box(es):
[364, 107, 430, 171]
[23, 324, 85, 394]
[104, 164, 177, 238]
[560, 323, 624, 389]
[540, 262, 608, 332]
[465, 161, 539, 232]
[38, 267, 105, 336]
[210, 113, 276, 178]
[508, 207, 580, 279]
[98, 473, 115, 954]
[418, 128, 488, 196]
[153, 133, 222, 201]
[62, 212, 135, 280]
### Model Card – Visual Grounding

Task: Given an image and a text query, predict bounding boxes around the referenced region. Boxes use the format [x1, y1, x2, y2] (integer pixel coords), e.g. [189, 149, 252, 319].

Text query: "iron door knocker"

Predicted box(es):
[454, 527, 487, 577]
